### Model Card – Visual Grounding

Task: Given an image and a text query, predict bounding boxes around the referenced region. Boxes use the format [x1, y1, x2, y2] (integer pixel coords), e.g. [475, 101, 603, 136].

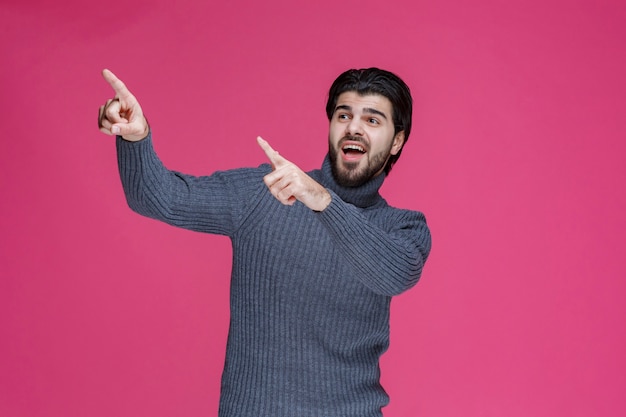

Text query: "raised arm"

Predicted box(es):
[97, 70, 259, 237]
[257, 138, 431, 295]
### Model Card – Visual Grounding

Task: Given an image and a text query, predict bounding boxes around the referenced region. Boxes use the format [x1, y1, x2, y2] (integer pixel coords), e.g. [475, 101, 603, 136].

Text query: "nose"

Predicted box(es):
[346, 117, 364, 136]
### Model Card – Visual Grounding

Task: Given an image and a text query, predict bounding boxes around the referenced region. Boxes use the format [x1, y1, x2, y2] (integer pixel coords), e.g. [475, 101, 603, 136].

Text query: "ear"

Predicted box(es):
[390, 131, 405, 155]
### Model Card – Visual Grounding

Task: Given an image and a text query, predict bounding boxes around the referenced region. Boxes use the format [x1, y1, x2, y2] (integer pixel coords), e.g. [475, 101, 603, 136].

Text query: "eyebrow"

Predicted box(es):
[334, 104, 388, 120]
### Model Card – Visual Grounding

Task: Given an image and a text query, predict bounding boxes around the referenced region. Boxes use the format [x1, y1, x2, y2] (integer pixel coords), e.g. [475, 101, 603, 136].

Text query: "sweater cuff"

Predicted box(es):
[116, 129, 152, 145]
[315, 189, 345, 219]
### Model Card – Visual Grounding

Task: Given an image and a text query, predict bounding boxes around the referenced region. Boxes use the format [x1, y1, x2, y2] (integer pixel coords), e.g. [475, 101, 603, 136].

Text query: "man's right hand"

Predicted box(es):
[98, 69, 150, 142]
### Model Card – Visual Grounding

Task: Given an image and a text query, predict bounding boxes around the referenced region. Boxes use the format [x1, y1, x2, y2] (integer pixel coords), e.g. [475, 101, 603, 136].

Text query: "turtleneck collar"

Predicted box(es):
[312, 154, 386, 208]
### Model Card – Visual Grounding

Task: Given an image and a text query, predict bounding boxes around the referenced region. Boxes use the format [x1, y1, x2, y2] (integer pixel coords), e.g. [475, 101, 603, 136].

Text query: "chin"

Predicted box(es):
[329, 147, 372, 187]
[333, 167, 370, 188]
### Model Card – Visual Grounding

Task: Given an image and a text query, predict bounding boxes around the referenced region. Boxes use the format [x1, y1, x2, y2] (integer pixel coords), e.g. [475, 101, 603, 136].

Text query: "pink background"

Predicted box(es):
[1, 0, 625, 416]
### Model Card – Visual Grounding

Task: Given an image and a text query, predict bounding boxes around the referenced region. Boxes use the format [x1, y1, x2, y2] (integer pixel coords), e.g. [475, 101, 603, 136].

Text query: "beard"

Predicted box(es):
[329, 136, 392, 187]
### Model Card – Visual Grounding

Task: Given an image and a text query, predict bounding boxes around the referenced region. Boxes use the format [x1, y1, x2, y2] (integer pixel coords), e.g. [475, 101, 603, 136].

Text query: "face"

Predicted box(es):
[328, 91, 405, 187]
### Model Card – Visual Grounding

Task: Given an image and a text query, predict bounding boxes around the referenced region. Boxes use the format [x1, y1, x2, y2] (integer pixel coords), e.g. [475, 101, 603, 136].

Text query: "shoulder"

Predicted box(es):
[369, 202, 429, 230]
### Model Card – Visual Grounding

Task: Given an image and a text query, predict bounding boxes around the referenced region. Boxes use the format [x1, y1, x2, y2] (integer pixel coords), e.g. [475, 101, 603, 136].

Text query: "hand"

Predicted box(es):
[98, 69, 150, 142]
[257, 137, 331, 212]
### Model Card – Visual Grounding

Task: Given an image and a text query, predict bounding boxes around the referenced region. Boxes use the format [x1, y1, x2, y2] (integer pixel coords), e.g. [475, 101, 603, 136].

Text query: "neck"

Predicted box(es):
[313, 155, 385, 208]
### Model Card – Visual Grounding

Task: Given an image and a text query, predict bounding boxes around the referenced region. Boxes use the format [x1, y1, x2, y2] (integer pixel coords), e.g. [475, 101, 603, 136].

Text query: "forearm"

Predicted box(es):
[117, 132, 173, 219]
[316, 192, 431, 296]
[115, 132, 236, 235]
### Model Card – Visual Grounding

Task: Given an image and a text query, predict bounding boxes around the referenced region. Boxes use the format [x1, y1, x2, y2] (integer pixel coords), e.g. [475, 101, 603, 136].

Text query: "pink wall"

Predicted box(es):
[1, 0, 625, 416]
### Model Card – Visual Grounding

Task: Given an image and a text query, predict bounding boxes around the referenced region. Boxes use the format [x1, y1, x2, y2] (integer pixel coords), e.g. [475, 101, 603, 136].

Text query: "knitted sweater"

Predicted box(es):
[116, 133, 431, 417]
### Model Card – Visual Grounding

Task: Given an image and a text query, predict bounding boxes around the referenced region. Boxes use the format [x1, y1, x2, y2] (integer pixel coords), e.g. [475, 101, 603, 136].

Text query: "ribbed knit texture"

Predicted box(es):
[116, 133, 431, 417]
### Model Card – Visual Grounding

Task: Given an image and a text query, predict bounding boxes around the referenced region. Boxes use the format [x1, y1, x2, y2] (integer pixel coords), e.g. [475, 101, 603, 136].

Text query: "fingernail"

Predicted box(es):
[112, 126, 120, 135]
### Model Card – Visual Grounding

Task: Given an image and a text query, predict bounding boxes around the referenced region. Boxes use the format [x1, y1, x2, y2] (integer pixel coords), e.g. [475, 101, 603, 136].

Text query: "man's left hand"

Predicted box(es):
[257, 137, 331, 212]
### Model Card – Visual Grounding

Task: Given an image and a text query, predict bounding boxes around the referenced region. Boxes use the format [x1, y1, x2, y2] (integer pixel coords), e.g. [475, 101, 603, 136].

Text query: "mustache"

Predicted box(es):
[339, 135, 369, 149]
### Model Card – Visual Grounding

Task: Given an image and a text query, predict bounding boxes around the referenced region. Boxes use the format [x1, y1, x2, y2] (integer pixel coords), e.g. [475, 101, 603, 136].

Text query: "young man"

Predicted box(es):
[98, 67, 431, 417]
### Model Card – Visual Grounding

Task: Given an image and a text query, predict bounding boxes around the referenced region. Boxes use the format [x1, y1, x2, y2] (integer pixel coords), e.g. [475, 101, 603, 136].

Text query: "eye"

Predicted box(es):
[337, 113, 351, 121]
[368, 117, 380, 125]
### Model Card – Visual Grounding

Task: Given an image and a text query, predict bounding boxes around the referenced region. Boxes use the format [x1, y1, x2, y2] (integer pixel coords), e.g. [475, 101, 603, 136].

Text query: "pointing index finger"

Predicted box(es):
[102, 69, 133, 100]
[257, 136, 285, 167]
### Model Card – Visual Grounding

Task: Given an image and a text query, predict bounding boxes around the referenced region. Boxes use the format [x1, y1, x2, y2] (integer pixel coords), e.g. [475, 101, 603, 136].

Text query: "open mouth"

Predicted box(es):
[342, 143, 366, 161]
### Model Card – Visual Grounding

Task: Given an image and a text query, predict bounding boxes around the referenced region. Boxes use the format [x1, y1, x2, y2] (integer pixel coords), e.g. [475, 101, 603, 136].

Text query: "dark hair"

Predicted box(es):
[326, 68, 413, 174]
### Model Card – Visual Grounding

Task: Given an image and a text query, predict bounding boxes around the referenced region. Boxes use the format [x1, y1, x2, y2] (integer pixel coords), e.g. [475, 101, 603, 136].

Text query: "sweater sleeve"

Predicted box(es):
[315, 190, 431, 296]
[116, 132, 263, 236]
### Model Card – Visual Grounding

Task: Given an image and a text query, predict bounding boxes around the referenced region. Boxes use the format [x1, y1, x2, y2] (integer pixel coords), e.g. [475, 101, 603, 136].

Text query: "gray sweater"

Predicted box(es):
[116, 133, 431, 417]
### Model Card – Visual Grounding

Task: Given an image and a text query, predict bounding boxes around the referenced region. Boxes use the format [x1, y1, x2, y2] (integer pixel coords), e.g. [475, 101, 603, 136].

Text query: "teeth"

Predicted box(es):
[343, 144, 365, 153]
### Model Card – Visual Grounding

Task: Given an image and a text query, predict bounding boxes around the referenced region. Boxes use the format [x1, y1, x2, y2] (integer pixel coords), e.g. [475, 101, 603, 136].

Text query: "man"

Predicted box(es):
[98, 67, 431, 417]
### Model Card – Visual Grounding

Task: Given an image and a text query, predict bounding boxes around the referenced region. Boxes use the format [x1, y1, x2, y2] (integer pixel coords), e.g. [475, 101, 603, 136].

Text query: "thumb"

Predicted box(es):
[111, 121, 146, 141]
[111, 122, 129, 136]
